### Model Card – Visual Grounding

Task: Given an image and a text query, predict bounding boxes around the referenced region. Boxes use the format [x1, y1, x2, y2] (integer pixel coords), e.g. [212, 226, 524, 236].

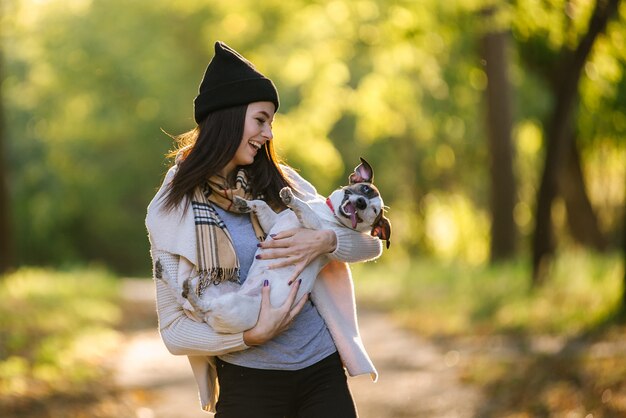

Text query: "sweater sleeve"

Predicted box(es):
[152, 249, 249, 356]
[329, 226, 382, 263]
[282, 165, 383, 264]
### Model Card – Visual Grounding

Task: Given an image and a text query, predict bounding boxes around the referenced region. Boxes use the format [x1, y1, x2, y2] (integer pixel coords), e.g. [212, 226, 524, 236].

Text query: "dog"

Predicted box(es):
[175, 158, 391, 333]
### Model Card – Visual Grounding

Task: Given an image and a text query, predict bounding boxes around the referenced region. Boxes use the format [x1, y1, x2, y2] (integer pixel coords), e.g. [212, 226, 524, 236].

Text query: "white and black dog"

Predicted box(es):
[177, 158, 391, 333]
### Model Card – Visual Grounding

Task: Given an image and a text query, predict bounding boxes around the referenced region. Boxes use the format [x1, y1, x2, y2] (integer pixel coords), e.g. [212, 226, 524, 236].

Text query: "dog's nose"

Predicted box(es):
[355, 197, 367, 210]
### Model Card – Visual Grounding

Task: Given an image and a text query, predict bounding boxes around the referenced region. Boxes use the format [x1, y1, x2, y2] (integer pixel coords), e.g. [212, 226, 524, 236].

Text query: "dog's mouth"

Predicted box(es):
[340, 200, 363, 229]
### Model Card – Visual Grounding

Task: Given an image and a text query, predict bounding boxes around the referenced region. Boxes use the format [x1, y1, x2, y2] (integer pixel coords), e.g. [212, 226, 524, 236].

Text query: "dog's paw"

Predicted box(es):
[232, 196, 252, 213]
[154, 260, 163, 280]
[280, 187, 294, 205]
[182, 278, 191, 299]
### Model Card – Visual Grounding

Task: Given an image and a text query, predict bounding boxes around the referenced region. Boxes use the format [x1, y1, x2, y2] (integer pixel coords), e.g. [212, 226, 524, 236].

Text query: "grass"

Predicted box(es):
[0, 267, 124, 416]
[353, 249, 626, 417]
[0, 252, 622, 417]
[353, 249, 624, 336]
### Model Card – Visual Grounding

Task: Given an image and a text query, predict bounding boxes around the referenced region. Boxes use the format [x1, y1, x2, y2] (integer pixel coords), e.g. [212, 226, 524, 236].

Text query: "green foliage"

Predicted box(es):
[2, 0, 624, 273]
[354, 250, 623, 336]
[512, 0, 626, 146]
[0, 267, 122, 404]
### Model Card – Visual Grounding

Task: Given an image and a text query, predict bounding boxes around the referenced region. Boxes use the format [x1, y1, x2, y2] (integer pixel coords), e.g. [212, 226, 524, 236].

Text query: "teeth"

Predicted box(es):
[249, 141, 262, 150]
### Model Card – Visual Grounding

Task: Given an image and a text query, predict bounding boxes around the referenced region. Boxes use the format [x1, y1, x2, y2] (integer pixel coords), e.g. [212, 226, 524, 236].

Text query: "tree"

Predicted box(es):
[531, 0, 621, 284]
[559, 137, 606, 250]
[0, 23, 13, 274]
[481, 6, 517, 262]
[623, 179, 626, 310]
[4, 0, 623, 273]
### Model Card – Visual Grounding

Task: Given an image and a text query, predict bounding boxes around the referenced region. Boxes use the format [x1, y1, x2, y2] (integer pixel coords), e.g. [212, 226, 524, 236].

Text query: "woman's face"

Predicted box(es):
[223, 101, 275, 176]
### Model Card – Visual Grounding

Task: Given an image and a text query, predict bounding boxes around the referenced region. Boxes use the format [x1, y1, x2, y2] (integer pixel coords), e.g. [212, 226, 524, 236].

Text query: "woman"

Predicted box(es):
[146, 41, 382, 418]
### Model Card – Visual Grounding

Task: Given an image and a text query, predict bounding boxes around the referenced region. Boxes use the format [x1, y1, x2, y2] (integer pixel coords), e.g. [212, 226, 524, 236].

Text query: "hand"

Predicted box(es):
[256, 228, 337, 277]
[243, 276, 308, 346]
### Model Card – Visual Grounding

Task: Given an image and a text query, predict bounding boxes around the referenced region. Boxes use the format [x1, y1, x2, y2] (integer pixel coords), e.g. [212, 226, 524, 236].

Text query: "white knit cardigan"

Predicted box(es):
[145, 165, 382, 413]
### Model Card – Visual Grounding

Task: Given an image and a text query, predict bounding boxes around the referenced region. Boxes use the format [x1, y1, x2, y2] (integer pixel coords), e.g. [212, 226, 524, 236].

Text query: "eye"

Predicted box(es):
[255, 118, 265, 125]
[360, 185, 371, 194]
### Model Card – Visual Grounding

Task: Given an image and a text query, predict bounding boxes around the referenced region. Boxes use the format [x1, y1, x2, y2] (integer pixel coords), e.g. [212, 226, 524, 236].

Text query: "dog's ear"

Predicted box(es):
[371, 215, 392, 249]
[349, 157, 374, 184]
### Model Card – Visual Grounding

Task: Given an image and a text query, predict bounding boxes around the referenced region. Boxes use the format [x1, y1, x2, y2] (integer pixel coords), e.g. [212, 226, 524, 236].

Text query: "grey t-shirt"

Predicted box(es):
[214, 206, 337, 370]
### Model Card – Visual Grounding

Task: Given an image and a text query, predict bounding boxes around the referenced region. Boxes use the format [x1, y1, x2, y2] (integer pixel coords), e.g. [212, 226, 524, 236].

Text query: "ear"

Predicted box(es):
[370, 215, 392, 249]
[349, 157, 374, 184]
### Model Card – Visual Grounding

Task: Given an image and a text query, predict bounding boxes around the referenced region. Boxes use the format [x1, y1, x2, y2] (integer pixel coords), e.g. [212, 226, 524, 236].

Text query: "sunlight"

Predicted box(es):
[468, 68, 487, 91]
[282, 50, 314, 86]
[353, 73, 410, 142]
[435, 144, 456, 170]
[25, 0, 92, 14]
[513, 201, 533, 231]
[326, 0, 350, 23]
[585, 142, 626, 230]
[515, 120, 542, 155]
[221, 12, 262, 38]
[422, 193, 489, 264]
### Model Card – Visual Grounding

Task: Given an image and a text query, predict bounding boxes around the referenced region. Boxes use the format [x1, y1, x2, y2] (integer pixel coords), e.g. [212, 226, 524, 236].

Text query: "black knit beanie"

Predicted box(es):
[193, 41, 280, 124]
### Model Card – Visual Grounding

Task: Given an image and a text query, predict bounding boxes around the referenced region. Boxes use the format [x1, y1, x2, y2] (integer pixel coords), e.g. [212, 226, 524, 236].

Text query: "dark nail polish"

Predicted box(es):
[255, 255, 261, 259]
[288, 280, 293, 285]
[257, 243, 262, 248]
[263, 279, 269, 287]
[298, 279, 302, 284]
[270, 234, 277, 238]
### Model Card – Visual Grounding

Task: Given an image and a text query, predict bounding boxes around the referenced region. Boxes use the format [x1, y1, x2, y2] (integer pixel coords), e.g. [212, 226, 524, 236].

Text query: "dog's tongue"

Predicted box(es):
[344, 202, 358, 229]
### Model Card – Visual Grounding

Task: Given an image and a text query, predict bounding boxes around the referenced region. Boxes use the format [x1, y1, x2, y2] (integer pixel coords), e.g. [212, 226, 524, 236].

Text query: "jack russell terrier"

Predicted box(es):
[170, 158, 391, 333]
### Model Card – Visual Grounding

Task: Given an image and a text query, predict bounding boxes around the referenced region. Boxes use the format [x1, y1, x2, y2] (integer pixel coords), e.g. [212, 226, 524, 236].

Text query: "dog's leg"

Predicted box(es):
[154, 259, 189, 306]
[231, 195, 254, 213]
[181, 278, 212, 312]
[280, 187, 323, 230]
[182, 277, 262, 333]
[232, 196, 278, 232]
[154, 259, 176, 293]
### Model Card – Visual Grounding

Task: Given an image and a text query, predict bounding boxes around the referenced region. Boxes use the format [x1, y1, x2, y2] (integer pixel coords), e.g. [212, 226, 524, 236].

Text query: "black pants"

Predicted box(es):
[214, 352, 358, 418]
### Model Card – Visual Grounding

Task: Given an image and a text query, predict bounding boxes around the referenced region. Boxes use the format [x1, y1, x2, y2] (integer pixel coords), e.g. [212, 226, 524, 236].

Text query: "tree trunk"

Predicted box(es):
[0, 48, 13, 274]
[482, 25, 517, 262]
[531, 0, 620, 285]
[622, 176, 626, 311]
[560, 135, 607, 250]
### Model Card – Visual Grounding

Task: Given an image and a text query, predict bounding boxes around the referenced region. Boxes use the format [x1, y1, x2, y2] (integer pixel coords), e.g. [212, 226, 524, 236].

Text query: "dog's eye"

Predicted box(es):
[360, 185, 371, 194]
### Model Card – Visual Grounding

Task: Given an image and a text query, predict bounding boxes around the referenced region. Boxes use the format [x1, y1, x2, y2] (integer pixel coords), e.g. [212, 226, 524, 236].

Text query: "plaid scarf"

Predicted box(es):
[192, 169, 265, 295]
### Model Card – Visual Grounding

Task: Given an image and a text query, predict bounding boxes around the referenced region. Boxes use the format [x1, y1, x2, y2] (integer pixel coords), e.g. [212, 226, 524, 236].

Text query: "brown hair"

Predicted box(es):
[162, 104, 293, 211]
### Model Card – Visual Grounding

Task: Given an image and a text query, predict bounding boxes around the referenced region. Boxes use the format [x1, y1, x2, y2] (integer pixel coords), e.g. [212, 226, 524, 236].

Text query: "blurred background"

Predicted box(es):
[0, 0, 625, 417]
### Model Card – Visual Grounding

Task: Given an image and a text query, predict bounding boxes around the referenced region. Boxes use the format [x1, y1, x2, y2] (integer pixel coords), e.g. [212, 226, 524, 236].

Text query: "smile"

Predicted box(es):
[249, 140, 263, 150]
[340, 199, 363, 229]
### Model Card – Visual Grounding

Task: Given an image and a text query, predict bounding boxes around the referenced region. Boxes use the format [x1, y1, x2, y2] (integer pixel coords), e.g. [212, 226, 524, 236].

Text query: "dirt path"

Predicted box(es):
[114, 279, 482, 418]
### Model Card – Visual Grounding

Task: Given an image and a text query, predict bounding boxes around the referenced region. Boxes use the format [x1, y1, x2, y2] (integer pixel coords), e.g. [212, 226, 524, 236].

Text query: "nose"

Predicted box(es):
[263, 126, 273, 141]
[355, 197, 367, 210]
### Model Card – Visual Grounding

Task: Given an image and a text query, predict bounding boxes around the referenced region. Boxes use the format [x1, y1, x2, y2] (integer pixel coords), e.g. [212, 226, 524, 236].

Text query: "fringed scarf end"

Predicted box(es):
[197, 267, 241, 295]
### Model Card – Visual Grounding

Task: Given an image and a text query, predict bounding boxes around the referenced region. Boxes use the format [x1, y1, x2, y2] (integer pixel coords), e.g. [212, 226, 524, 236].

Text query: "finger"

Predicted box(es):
[259, 239, 291, 250]
[269, 229, 297, 241]
[258, 249, 291, 261]
[282, 277, 301, 309]
[286, 262, 307, 285]
[260, 280, 271, 309]
[267, 257, 300, 270]
[260, 231, 299, 249]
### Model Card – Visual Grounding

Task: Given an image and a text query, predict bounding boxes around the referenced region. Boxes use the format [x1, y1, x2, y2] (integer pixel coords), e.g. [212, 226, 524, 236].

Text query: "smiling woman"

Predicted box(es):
[222, 102, 275, 175]
[145, 41, 383, 417]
